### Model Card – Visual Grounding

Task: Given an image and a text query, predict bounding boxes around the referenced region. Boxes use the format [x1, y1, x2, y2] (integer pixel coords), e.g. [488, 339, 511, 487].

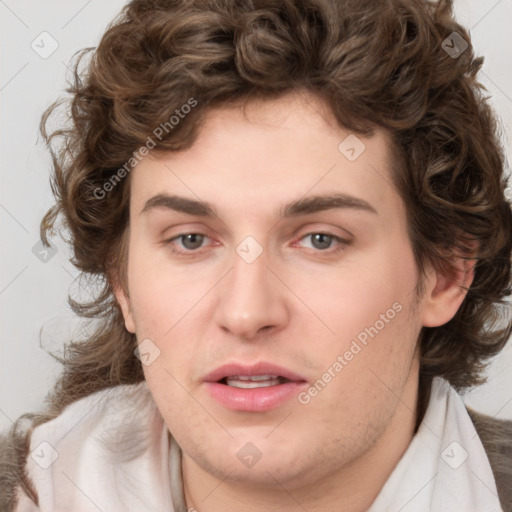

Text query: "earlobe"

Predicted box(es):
[112, 282, 136, 334]
[421, 255, 476, 328]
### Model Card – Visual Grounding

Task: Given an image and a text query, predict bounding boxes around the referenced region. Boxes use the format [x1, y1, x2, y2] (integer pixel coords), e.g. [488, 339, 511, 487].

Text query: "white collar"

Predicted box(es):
[19, 378, 503, 512]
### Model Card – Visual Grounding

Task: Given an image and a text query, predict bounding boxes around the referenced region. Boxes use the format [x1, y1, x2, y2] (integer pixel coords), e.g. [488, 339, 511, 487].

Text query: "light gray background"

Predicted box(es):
[1, 0, 511, 435]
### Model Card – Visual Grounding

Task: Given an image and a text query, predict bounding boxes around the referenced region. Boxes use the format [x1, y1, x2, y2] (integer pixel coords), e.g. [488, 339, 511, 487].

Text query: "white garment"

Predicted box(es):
[368, 377, 503, 512]
[15, 378, 503, 512]
[16, 382, 175, 512]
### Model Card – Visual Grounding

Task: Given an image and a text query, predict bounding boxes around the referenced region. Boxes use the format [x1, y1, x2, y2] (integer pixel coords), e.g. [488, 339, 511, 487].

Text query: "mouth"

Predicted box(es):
[204, 362, 307, 384]
[203, 362, 308, 412]
[220, 375, 292, 389]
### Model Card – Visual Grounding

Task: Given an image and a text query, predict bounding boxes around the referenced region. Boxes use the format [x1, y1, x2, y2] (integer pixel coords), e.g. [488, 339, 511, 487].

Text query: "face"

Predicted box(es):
[115, 92, 443, 492]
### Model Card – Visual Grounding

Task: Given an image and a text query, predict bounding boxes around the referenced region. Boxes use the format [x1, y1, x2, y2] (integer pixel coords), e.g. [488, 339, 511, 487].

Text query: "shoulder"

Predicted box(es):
[1, 419, 39, 512]
[468, 407, 512, 462]
[467, 407, 512, 512]
[2, 381, 168, 512]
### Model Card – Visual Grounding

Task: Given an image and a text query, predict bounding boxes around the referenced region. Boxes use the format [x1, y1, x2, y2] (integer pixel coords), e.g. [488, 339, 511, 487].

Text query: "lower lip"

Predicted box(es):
[204, 381, 307, 412]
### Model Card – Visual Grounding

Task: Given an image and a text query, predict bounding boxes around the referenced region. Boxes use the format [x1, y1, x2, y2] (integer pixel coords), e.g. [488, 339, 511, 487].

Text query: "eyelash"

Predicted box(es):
[164, 232, 350, 257]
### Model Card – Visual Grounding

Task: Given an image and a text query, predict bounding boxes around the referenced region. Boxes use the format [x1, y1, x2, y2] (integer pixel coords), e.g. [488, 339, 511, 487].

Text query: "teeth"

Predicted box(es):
[231, 375, 279, 382]
[225, 376, 281, 389]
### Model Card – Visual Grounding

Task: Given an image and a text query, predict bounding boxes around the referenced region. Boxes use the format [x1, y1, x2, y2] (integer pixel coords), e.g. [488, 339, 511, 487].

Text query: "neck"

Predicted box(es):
[181, 366, 421, 512]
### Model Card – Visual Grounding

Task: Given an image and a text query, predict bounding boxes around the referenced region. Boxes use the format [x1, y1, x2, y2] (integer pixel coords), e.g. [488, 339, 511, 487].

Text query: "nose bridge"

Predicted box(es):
[213, 236, 288, 338]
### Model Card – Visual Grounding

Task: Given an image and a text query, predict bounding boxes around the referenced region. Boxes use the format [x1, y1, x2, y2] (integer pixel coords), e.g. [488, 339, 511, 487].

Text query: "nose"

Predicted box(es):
[213, 245, 290, 340]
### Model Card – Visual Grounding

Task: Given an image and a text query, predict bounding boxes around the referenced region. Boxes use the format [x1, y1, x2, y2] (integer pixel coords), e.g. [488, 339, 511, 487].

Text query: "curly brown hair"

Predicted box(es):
[2, 0, 511, 508]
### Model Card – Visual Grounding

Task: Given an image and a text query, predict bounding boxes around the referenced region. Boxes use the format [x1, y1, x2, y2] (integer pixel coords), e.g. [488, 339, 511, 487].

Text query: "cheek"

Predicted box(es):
[301, 249, 418, 351]
[125, 240, 211, 338]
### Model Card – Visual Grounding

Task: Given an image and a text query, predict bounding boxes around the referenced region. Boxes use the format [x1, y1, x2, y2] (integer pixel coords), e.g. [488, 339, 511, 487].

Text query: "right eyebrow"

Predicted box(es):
[140, 194, 218, 217]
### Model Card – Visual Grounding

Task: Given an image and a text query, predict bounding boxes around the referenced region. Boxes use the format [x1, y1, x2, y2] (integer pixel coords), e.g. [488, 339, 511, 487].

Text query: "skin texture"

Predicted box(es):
[115, 91, 472, 512]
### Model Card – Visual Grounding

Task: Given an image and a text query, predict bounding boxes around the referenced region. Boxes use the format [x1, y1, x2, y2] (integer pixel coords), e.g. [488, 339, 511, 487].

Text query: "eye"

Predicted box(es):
[296, 232, 349, 253]
[167, 233, 210, 253]
[164, 231, 350, 256]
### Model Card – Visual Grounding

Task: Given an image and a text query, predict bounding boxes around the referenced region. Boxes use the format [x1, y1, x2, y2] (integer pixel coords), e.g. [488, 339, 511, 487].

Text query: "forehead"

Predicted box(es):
[129, 92, 402, 221]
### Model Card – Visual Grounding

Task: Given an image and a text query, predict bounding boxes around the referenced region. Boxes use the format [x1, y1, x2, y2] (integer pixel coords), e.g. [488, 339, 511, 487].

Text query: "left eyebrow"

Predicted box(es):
[139, 192, 378, 218]
[280, 193, 378, 217]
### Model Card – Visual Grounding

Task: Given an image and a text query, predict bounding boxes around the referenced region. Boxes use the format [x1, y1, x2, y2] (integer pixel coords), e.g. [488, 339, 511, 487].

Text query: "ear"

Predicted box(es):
[421, 252, 476, 327]
[112, 280, 137, 334]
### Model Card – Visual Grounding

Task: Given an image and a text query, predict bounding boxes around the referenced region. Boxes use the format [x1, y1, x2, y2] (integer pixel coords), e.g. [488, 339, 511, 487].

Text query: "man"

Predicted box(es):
[2, 0, 511, 511]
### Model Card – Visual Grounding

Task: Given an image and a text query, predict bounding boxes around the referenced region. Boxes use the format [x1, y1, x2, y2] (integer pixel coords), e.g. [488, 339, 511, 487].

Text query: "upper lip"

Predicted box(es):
[203, 362, 308, 383]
